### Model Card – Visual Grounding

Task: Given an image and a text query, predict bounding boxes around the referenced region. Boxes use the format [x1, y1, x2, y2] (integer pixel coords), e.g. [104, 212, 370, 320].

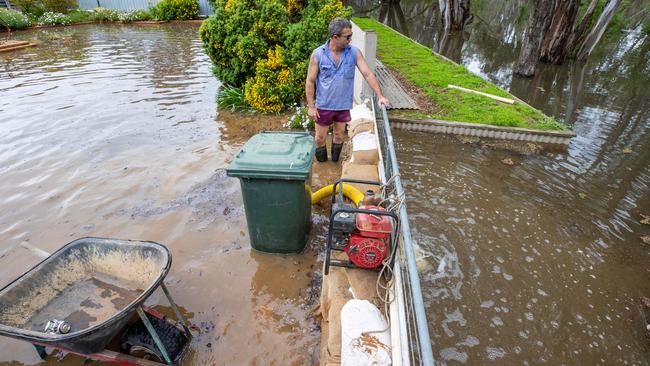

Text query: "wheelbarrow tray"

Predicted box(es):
[0, 237, 171, 354]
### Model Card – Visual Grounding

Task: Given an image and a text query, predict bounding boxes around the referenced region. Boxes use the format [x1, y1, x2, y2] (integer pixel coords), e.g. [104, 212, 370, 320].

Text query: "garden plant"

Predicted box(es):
[200, 0, 351, 113]
[5, 0, 199, 29]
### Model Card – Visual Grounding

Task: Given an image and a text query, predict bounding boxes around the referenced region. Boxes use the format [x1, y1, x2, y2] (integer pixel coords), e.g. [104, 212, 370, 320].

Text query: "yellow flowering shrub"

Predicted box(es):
[200, 0, 289, 86]
[245, 46, 301, 113]
[286, 0, 302, 19]
[201, 0, 350, 112]
[151, 0, 199, 21]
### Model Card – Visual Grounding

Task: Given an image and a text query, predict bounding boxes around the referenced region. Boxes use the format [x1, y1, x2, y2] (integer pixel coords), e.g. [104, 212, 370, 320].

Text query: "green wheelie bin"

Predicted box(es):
[226, 131, 315, 254]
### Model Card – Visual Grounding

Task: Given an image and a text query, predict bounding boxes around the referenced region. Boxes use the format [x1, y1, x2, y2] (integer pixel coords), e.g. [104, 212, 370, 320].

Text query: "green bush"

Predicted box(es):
[37, 12, 71, 26]
[151, 0, 200, 21]
[150, 1, 175, 20]
[42, 0, 77, 14]
[10, 0, 44, 17]
[200, 0, 289, 86]
[65, 9, 92, 23]
[217, 84, 248, 111]
[0, 8, 32, 30]
[90, 7, 118, 22]
[200, 0, 349, 113]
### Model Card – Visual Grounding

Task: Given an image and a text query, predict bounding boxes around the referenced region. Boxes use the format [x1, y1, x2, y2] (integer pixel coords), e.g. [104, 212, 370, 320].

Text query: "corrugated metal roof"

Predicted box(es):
[375, 61, 418, 110]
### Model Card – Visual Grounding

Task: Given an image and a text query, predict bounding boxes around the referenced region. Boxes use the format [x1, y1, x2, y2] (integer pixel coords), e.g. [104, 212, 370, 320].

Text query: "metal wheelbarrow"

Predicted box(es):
[0, 237, 192, 365]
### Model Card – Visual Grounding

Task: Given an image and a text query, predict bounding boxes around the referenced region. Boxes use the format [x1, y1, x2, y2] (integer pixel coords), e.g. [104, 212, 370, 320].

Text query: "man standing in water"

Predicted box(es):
[305, 17, 390, 163]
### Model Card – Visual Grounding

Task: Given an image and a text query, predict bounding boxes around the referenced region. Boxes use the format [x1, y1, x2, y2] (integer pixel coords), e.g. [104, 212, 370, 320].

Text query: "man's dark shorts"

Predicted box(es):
[316, 109, 351, 126]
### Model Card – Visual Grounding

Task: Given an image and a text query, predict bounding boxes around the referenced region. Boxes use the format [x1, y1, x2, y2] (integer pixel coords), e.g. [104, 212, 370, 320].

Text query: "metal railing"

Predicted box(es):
[374, 97, 435, 366]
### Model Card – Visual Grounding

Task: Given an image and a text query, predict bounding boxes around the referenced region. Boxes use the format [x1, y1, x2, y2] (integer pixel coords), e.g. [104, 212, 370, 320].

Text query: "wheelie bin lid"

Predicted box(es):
[226, 131, 315, 180]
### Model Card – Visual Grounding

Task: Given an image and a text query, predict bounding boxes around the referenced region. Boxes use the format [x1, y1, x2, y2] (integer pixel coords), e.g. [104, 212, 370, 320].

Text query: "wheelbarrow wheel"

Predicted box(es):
[120, 313, 186, 363]
[127, 345, 164, 362]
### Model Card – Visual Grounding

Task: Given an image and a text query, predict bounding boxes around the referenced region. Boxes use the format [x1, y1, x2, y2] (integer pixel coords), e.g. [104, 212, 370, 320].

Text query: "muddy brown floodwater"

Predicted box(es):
[0, 23, 345, 365]
[349, 0, 650, 364]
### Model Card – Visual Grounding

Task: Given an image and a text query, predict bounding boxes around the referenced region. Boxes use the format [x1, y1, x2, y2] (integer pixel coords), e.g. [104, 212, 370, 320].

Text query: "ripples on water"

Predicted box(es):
[398, 128, 649, 364]
[347, 1, 649, 363]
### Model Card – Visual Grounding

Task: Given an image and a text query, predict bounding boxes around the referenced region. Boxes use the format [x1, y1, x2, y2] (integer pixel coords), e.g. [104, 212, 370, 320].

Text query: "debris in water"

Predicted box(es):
[578, 193, 587, 199]
[622, 147, 633, 154]
[640, 296, 650, 308]
[642, 297, 650, 339]
[641, 235, 650, 245]
[437, 258, 446, 273]
[500, 158, 515, 166]
[640, 214, 650, 226]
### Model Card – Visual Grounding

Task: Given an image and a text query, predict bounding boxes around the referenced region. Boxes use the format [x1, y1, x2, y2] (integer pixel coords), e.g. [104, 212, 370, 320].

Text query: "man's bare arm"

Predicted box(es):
[356, 51, 390, 107]
[305, 52, 320, 119]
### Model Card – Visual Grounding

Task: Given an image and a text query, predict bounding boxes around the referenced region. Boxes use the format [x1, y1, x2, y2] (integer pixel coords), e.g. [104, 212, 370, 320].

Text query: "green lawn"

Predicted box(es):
[353, 18, 568, 131]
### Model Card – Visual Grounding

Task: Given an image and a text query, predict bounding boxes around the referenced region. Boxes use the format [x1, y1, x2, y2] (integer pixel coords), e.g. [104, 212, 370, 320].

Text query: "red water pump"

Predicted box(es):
[324, 180, 399, 275]
[344, 205, 393, 269]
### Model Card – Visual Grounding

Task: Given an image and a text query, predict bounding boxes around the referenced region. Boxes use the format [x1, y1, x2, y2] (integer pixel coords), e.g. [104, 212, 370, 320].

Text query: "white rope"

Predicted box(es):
[374, 177, 407, 320]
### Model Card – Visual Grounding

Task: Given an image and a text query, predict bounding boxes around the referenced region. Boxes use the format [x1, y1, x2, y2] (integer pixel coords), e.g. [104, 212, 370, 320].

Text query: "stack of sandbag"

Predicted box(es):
[319, 252, 383, 365]
[348, 103, 374, 136]
[343, 103, 380, 194]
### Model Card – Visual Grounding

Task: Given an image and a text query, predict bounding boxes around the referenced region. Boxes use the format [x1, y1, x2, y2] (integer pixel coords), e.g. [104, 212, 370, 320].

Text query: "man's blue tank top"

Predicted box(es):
[315, 42, 358, 111]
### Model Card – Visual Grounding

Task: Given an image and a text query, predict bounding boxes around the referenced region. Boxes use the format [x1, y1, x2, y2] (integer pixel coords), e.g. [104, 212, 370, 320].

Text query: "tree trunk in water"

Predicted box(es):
[513, 0, 557, 77]
[539, 0, 580, 64]
[565, 61, 586, 125]
[438, 30, 467, 63]
[564, 0, 599, 56]
[438, 0, 472, 30]
[576, 0, 622, 61]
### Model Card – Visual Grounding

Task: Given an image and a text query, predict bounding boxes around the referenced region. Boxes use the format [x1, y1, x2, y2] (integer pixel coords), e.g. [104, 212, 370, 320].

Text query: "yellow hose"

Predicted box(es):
[311, 183, 364, 206]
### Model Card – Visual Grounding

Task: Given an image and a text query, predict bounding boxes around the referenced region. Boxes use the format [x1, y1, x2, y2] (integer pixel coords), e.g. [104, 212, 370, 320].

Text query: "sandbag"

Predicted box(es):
[351, 132, 379, 165]
[341, 162, 380, 194]
[321, 253, 352, 365]
[350, 103, 374, 122]
[341, 299, 391, 366]
[348, 104, 375, 138]
[349, 120, 374, 138]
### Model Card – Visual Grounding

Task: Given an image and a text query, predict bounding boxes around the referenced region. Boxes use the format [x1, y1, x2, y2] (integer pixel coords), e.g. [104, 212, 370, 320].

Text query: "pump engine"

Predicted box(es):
[331, 204, 393, 269]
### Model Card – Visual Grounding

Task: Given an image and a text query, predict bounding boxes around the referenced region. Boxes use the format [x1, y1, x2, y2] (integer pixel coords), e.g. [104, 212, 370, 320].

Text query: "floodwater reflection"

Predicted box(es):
[351, 0, 650, 363]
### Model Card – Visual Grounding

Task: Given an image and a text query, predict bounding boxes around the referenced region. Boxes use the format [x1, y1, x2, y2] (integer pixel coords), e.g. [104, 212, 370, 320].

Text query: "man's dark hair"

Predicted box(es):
[328, 17, 352, 38]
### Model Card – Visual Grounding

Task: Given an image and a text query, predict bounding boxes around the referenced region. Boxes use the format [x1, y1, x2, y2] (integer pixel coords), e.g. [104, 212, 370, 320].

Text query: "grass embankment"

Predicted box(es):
[353, 18, 567, 131]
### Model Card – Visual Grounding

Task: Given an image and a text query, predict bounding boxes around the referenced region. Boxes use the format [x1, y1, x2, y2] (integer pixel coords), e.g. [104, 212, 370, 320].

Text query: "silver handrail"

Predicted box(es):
[377, 102, 435, 365]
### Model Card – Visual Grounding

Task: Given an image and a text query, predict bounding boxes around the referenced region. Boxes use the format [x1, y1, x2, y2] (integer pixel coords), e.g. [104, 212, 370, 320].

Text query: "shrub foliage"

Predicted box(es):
[12, 0, 76, 15]
[10, 0, 45, 17]
[151, 0, 200, 21]
[42, 0, 77, 14]
[0, 8, 32, 30]
[38, 12, 72, 26]
[200, 0, 351, 113]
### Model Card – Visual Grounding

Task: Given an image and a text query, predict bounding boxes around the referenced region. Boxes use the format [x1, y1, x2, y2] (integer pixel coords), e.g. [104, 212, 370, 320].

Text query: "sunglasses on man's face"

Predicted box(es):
[337, 34, 353, 41]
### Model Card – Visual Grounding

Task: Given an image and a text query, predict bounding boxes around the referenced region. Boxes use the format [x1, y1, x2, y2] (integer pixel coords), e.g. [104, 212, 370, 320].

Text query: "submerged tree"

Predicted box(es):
[379, 0, 410, 37]
[438, 0, 472, 30]
[539, 0, 581, 64]
[513, 0, 555, 77]
[576, 0, 622, 60]
[515, 0, 624, 77]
